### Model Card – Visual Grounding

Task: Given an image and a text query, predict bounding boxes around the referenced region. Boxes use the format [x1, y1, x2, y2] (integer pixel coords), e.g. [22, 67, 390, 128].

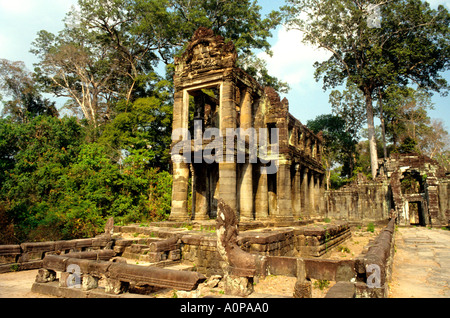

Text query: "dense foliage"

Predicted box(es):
[0, 0, 449, 243]
[0, 115, 172, 243]
[0, 0, 283, 243]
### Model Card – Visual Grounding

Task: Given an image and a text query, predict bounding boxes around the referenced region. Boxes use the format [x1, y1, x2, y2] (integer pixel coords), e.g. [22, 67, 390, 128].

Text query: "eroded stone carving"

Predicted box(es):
[216, 198, 257, 296]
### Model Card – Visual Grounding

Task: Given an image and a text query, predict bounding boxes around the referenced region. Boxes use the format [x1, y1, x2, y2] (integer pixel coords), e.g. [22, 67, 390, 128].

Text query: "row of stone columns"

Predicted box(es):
[172, 163, 324, 222]
[170, 80, 325, 222]
[170, 80, 239, 222]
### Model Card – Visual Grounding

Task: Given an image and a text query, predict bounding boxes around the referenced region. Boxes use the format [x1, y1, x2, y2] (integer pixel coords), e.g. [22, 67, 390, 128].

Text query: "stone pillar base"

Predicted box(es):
[169, 216, 191, 222]
[293, 280, 312, 298]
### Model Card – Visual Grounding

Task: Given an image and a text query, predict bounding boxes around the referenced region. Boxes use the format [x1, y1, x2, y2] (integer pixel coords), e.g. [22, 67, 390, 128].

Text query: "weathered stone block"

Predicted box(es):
[325, 282, 355, 298]
[82, 275, 98, 291]
[0, 245, 21, 256]
[223, 275, 254, 297]
[43, 255, 67, 272]
[293, 280, 312, 298]
[20, 241, 55, 253]
[105, 278, 127, 295]
[35, 269, 56, 283]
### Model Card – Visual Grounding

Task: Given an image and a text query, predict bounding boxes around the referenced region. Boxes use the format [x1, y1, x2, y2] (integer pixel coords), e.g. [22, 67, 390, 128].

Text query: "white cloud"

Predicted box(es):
[257, 25, 334, 123]
[259, 26, 331, 94]
[0, 0, 77, 67]
[426, 0, 450, 8]
[0, 0, 35, 15]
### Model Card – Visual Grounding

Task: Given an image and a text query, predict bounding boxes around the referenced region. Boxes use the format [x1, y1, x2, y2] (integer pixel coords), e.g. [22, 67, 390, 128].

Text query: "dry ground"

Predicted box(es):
[0, 224, 381, 298]
[0, 269, 56, 298]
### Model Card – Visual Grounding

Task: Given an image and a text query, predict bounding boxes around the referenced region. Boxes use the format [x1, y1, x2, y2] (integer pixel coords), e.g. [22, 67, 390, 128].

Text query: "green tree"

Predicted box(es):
[307, 114, 357, 189]
[0, 59, 58, 122]
[397, 136, 419, 154]
[99, 95, 173, 171]
[0, 115, 173, 242]
[31, 0, 285, 128]
[383, 86, 433, 150]
[282, 0, 450, 178]
[0, 115, 85, 241]
[329, 82, 366, 145]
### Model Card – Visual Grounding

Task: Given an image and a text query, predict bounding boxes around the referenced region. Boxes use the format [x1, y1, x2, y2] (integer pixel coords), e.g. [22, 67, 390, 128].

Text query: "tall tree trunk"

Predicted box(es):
[378, 90, 387, 159]
[365, 91, 378, 179]
[325, 158, 330, 191]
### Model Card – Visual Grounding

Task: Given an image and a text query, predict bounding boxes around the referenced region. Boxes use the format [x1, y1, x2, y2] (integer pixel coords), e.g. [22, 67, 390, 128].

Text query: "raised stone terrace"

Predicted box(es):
[3, 216, 389, 298]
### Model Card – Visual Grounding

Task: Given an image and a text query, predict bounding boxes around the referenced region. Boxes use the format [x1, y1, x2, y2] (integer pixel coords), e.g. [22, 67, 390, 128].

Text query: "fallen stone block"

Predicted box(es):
[293, 280, 312, 298]
[82, 274, 99, 291]
[42, 255, 67, 272]
[107, 262, 206, 291]
[35, 269, 56, 283]
[0, 245, 21, 263]
[149, 237, 180, 252]
[19, 242, 56, 261]
[73, 239, 93, 249]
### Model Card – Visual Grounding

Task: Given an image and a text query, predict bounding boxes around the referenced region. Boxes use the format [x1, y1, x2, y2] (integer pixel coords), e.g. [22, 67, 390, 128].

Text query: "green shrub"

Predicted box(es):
[313, 279, 330, 290]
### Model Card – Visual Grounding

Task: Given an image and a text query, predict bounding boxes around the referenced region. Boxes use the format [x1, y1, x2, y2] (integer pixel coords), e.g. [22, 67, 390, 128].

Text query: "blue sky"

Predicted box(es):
[0, 0, 449, 132]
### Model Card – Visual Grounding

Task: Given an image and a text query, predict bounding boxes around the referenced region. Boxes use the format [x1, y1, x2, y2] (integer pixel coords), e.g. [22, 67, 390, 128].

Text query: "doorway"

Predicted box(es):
[408, 201, 427, 226]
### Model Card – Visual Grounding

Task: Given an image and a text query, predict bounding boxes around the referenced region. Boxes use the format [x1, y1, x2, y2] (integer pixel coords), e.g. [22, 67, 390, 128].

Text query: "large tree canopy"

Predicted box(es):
[31, 0, 285, 127]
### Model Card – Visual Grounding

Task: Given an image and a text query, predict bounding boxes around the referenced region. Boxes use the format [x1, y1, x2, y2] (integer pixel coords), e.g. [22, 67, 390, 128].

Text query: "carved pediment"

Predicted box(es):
[175, 27, 237, 77]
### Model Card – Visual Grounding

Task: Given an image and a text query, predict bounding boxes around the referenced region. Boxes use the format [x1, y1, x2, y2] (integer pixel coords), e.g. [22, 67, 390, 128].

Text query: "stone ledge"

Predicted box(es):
[325, 282, 356, 298]
[0, 260, 43, 274]
[31, 282, 154, 298]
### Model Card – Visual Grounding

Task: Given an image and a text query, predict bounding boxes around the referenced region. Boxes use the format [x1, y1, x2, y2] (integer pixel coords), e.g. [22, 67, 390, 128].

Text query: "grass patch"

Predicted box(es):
[366, 222, 375, 233]
[313, 279, 330, 290]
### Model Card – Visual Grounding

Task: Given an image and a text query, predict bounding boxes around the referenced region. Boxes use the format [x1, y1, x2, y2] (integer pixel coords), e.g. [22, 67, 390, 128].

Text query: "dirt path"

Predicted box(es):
[0, 270, 55, 298]
[389, 227, 450, 298]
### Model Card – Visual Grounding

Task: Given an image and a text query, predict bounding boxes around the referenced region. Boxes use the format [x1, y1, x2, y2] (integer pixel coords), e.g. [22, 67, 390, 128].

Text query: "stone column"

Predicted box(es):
[305, 137, 311, 157]
[311, 140, 317, 158]
[239, 163, 253, 220]
[219, 80, 237, 213]
[314, 173, 320, 216]
[319, 175, 326, 216]
[172, 90, 185, 138]
[301, 167, 309, 220]
[255, 170, 269, 220]
[170, 89, 190, 221]
[293, 258, 312, 298]
[239, 89, 254, 220]
[426, 176, 440, 227]
[309, 171, 315, 218]
[292, 164, 301, 220]
[170, 161, 190, 221]
[276, 160, 293, 220]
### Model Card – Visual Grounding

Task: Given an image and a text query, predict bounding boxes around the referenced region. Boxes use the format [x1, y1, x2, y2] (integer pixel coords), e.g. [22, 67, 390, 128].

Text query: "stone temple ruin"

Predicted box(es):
[0, 28, 449, 299]
[170, 27, 326, 223]
[327, 153, 450, 228]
